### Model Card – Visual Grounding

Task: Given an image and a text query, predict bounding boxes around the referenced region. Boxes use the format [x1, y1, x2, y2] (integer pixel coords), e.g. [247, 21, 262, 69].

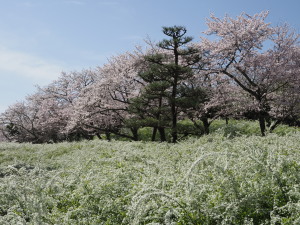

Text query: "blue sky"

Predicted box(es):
[0, 0, 299, 113]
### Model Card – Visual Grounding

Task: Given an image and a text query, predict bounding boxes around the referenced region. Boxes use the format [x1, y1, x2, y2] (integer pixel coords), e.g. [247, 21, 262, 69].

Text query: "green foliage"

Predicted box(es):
[0, 131, 299, 224]
[210, 119, 300, 138]
[128, 25, 205, 143]
[111, 119, 299, 142]
[271, 124, 300, 136]
[177, 119, 204, 137]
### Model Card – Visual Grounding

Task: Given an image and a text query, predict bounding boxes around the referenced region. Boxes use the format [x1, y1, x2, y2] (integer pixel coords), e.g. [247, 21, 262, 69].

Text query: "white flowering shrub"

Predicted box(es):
[0, 131, 300, 224]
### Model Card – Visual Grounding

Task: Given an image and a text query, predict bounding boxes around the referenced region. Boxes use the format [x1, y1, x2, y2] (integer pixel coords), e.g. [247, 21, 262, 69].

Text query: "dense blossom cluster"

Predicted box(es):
[1, 11, 299, 143]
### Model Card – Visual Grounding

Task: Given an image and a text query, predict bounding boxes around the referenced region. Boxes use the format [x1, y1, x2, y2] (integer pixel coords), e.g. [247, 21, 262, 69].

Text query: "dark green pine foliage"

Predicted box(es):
[130, 26, 201, 142]
[128, 61, 171, 142]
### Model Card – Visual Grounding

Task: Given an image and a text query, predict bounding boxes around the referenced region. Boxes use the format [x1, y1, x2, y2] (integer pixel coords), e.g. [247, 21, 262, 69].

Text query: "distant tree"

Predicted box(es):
[0, 69, 97, 143]
[0, 101, 41, 143]
[38, 69, 97, 141]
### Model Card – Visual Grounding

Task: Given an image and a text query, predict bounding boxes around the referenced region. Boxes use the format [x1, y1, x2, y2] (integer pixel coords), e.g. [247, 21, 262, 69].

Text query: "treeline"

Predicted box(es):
[1, 11, 299, 143]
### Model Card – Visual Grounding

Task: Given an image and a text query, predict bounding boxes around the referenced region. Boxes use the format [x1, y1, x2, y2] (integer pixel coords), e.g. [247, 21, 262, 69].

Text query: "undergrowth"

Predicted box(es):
[0, 129, 299, 224]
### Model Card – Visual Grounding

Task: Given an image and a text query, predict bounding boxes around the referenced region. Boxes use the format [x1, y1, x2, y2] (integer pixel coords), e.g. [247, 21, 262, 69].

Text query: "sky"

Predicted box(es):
[0, 0, 299, 113]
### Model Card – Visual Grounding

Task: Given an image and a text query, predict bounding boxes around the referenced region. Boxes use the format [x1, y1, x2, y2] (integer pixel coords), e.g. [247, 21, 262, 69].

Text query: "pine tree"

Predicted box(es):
[128, 63, 171, 141]
[130, 26, 201, 142]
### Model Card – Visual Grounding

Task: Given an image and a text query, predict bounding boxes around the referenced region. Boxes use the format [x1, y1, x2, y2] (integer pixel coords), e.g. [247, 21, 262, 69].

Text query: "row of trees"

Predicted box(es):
[1, 11, 299, 143]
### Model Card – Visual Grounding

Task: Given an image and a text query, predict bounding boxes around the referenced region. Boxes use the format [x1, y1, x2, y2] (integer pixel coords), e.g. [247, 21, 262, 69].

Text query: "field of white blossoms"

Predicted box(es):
[1, 127, 300, 224]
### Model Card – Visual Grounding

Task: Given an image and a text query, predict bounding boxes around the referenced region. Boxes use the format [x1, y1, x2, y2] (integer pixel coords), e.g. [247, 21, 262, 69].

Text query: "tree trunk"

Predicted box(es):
[151, 127, 157, 141]
[171, 41, 179, 143]
[258, 113, 266, 136]
[105, 132, 111, 141]
[131, 128, 139, 141]
[171, 85, 177, 143]
[171, 120, 177, 143]
[201, 117, 210, 135]
[225, 117, 229, 125]
[269, 120, 281, 132]
[158, 127, 166, 142]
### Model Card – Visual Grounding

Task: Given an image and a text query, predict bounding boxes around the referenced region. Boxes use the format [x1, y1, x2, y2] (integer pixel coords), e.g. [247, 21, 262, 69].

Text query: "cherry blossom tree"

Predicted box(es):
[183, 74, 230, 134]
[0, 101, 42, 143]
[176, 42, 239, 135]
[202, 11, 300, 136]
[268, 45, 300, 128]
[0, 69, 98, 143]
[68, 51, 145, 141]
[37, 69, 98, 141]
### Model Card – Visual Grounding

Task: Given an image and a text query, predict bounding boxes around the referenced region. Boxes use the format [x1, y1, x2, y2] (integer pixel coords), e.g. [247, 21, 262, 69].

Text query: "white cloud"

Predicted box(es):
[0, 47, 63, 84]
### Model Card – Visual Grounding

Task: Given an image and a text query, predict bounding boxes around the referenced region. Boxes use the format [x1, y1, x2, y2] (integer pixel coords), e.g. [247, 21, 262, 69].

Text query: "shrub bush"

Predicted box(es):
[0, 132, 299, 224]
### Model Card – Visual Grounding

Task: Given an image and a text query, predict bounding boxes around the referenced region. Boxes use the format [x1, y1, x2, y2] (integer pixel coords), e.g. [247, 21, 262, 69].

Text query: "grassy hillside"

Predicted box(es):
[0, 128, 300, 224]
